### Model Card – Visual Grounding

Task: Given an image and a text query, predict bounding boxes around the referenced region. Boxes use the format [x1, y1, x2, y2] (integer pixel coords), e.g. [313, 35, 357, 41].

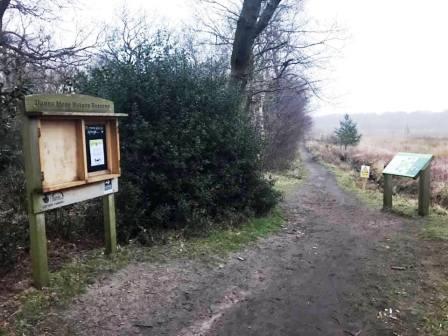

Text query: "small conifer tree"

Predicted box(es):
[335, 114, 362, 149]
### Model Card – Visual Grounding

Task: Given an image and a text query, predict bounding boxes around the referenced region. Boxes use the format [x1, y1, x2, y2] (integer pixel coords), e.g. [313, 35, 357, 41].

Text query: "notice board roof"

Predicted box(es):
[24, 94, 126, 116]
[383, 152, 433, 178]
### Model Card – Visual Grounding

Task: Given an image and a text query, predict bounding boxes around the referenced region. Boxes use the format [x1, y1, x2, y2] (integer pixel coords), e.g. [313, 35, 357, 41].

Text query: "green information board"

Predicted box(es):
[383, 152, 433, 178]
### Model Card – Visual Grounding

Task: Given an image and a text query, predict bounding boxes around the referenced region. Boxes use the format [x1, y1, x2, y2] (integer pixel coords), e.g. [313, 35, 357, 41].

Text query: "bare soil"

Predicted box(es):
[0, 237, 102, 329]
[35, 148, 445, 335]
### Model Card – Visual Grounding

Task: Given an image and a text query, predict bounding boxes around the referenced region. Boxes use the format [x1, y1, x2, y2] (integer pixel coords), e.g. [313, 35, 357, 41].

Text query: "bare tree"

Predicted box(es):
[0, 0, 93, 89]
[99, 11, 172, 67]
[262, 79, 312, 170]
[197, 0, 334, 96]
[196, 0, 330, 168]
[230, 0, 281, 89]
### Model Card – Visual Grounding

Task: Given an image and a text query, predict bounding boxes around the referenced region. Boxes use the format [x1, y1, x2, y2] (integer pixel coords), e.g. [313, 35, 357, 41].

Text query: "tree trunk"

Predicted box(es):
[230, 0, 282, 90]
[0, 0, 11, 36]
[230, 0, 262, 89]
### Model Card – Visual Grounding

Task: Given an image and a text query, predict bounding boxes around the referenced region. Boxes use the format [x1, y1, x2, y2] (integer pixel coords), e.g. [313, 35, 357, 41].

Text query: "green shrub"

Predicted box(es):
[0, 88, 28, 271]
[76, 42, 279, 241]
[0, 166, 28, 272]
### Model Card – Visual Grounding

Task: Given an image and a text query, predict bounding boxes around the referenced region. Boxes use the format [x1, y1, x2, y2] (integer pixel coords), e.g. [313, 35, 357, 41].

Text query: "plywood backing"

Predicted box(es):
[39, 119, 81, 189]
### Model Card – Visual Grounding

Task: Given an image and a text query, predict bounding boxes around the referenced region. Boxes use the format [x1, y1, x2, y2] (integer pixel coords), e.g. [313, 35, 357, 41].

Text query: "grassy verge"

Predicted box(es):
[10, 166, 305, 335]
[269, 158, 307, 194]
[321, 161, 448, 335]
[323, 162, 448, 241]
[184, 209, 284, 258]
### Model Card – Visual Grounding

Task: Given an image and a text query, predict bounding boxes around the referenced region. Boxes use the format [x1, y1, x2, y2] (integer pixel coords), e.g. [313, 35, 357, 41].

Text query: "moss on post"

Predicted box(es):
[29, 213, 50, 288]
[103, 193, 117, 254]
[21, 107, 50, 288]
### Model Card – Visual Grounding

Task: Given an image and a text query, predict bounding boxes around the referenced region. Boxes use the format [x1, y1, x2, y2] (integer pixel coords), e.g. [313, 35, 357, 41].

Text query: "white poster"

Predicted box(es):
[89, 139, 105, 166]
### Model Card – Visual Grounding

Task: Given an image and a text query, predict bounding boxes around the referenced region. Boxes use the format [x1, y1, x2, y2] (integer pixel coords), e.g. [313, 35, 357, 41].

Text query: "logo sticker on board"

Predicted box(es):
[104, 179, 113, 193]
[41, 192, 65, 209]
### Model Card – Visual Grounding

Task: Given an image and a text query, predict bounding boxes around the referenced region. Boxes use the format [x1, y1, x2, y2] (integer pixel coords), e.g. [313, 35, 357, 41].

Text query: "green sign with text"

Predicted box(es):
[25, 94, 114, 113]
[383, 152, 433, 178]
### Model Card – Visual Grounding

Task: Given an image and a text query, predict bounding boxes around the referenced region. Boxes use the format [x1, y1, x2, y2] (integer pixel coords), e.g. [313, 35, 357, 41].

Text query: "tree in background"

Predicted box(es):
[335, 114, 362, 149]
[197, 0, 333, 169]
[263, 79, 311, 170]
[229, 0, 281, 90]
[0, 0, 92, 89]
[0, 0, 94, 271]
[199, 0, 329, 94]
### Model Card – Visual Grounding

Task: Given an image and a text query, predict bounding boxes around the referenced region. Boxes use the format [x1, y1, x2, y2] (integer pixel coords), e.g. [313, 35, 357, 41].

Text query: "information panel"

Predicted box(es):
[360, 165, 370, 179]
[33, 179, 118, 213]
[383, 152, 433, 178]
[85, 124, 108, 172]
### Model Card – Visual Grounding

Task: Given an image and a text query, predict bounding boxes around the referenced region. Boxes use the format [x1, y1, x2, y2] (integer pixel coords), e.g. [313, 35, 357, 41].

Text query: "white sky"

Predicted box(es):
[305, 0, 448, 115]
[67, 0, 448, 116]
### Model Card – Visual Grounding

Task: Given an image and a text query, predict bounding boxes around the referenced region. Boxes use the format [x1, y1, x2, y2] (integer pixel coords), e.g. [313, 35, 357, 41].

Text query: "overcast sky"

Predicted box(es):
[69, 0, 448, 116]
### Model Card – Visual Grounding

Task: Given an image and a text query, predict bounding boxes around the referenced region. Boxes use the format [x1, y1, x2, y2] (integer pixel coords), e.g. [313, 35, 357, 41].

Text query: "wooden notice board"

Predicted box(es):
[382, 152, 433, 217]
[22, 94, 127, 288]
[23, 94, 126, 195]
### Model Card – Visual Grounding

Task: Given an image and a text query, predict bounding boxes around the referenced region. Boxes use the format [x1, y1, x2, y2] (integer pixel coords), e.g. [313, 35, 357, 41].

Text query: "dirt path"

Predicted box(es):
[46, 148, 421, 336]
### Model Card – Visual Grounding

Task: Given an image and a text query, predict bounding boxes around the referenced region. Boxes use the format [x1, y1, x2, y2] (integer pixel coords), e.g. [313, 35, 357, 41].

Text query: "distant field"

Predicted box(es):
[358, 136, 448, 158]
[358, 136, 448, 186]
[308, 136, 448, 208]
[312, 111, 448, 137]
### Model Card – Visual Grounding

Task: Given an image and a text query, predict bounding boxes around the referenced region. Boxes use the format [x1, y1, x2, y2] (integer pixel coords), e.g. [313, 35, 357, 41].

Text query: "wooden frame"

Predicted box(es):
[22, 94, 127, 288]
[37, 117, 121, 193]
[382, 153, 433, 216]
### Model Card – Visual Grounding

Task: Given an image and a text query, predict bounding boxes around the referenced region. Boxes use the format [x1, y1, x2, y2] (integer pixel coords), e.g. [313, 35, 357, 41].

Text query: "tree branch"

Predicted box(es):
[254, 0, 282, 36]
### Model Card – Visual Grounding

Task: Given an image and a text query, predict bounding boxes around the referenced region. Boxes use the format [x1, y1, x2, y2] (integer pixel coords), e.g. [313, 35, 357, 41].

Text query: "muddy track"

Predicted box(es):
[43, 147, 421, 336]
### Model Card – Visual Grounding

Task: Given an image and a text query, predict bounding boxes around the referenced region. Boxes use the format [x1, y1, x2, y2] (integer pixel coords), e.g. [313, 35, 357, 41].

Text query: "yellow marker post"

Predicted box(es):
[360, 165, 370, 190]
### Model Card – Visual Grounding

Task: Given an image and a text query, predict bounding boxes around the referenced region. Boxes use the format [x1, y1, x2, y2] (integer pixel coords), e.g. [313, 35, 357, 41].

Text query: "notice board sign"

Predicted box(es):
[383, 152, 433, 178]
[33, 179, 118, 213]
[86, 124, 108, 172]
[21, 94, 128, 288]
[22, 94, 127, 194]
[25, 94, 114, 114]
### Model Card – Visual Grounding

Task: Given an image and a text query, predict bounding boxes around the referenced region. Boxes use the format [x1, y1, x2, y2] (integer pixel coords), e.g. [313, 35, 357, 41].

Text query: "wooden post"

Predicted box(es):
[103, 193, 117, 254]
[362, 179, 367, 191]
[29, 213, 50, 288]
[418, 167, 431, 216]
[21, 110, 50, 288]
[383, 173, 393, 210]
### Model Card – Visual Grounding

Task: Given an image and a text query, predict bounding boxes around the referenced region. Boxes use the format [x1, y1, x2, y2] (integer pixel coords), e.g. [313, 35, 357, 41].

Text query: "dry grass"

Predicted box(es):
[308, 136, 448, 208]
[359, 136, 448, 157]
[358, 137, 448, 196]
